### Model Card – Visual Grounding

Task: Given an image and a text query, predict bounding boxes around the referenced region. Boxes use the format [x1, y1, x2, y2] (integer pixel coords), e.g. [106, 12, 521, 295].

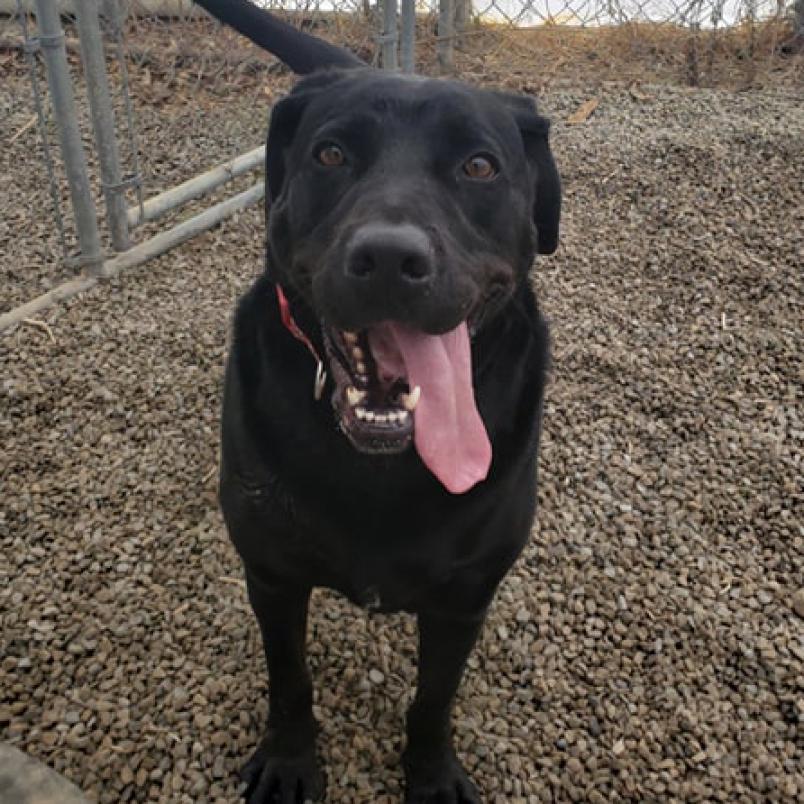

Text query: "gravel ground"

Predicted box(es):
[2, 33, 803, 804]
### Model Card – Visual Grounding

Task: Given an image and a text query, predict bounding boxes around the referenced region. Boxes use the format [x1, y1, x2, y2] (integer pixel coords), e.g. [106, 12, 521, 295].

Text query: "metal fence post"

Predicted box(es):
[73, 0, 131, 252]
[454, 0, 472, 32]
[437, 0, 455, 72]
[101, 0, 146, 218]
[400, 0, 415, 73]
[381, 0, 398, 71]
[33, 0, 103, 274]
[15, 0, 69, 262]
[794, 0, 804, 39]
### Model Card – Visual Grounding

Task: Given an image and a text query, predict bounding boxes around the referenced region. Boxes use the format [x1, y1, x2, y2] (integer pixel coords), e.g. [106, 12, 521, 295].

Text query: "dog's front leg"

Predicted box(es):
[241, 573, 324, 803]
[403, 611, 485, 804]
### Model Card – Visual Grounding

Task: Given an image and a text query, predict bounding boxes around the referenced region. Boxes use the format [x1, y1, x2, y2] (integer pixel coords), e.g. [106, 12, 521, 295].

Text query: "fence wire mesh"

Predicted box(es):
[101, 1, 802, 87]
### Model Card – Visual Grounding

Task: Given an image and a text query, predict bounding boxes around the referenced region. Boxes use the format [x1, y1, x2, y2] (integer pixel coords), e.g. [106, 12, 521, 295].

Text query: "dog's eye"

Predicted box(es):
[315, 143, 345, 167]
[463, 155, 498, 180]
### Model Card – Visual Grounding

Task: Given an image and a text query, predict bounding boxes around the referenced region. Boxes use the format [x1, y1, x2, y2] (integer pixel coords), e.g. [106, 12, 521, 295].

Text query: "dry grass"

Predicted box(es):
[3, 12, 799, 101]
[447, 19, 803, 90]
[122, 14, 801, 90]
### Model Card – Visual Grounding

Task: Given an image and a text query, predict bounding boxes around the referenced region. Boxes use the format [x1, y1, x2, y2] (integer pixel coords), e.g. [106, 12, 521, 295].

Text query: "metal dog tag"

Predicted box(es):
[313, 361, 327, 401]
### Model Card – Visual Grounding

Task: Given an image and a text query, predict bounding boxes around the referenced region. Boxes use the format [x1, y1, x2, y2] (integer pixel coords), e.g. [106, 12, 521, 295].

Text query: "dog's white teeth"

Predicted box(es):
[343, 331, 359, 345]
[346, 386, 366, 407]
[402, 386, 421, 411]
[353, 405, 409, 429]
[352, 347, 364, 361]
[356, 361, 367, 375]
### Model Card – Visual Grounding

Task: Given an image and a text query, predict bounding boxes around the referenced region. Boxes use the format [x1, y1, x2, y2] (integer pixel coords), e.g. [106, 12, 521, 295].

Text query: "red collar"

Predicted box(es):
[275, 285, 327, 400]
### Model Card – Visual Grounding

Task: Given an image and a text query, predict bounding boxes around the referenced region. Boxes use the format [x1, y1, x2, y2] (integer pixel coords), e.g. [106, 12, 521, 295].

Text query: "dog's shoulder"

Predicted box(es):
[228, 275, 299, 388]
[230, 274, 273, 356]
[473, 285, 549, 457]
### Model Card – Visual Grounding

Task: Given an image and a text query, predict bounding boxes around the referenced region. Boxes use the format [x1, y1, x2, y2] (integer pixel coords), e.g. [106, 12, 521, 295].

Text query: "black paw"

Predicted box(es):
[240, 738, 325, 803]
[403, 749, 481, 804]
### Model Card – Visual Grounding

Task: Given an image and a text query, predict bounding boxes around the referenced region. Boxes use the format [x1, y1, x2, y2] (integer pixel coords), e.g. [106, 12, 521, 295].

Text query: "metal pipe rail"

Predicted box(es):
[127, 146, 266, 228]
[0, 182, 265, 333]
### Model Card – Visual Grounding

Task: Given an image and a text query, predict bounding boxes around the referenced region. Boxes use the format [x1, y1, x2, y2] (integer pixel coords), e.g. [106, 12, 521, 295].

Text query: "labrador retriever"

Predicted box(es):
[193, 2, 560, 801]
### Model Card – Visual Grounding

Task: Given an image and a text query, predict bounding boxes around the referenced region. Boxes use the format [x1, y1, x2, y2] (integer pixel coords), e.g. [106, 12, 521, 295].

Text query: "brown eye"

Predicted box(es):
[463, 155, 497, 180]
[316, 143, 345, 167]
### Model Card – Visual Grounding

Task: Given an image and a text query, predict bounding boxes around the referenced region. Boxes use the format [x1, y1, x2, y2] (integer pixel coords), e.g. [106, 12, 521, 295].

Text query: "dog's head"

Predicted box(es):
[264, 69, 560, 492]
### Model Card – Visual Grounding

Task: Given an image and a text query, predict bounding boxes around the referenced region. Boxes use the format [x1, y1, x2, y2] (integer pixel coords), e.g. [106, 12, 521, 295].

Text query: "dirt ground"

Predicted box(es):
[2, 20, 803, 804]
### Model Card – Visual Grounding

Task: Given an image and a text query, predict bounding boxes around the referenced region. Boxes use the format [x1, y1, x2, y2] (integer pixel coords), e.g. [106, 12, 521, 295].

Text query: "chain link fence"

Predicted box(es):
[106, 2, 803, 70]
[387, 0, 800, 72]
[1, 0, 800, 328]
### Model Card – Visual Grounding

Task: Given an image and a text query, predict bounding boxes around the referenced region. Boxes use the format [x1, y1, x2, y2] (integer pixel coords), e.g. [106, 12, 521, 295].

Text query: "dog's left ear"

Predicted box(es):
[499, 94, 561, 255]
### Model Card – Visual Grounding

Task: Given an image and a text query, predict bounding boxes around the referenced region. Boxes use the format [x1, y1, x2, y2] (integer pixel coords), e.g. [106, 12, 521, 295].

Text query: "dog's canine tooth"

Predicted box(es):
[346, 386, 366, 406]
[402, 386, 421, 411]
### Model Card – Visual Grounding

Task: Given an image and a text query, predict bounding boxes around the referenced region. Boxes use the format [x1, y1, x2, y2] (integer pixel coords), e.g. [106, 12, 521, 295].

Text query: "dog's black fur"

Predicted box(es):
[194, 3, 560, 802]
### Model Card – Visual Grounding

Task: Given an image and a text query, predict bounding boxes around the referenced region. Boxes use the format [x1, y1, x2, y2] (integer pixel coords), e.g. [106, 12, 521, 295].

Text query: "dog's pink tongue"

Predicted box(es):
[369, 322, 491, 494]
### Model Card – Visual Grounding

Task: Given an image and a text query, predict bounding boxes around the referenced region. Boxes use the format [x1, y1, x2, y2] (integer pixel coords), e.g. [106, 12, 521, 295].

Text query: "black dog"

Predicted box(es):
[194, 2, 560, 801]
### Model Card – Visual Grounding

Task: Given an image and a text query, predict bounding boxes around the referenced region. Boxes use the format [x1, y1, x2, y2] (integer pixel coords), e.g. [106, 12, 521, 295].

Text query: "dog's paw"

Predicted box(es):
[240, 741, 325, 803]
[402, 749, 481, 804]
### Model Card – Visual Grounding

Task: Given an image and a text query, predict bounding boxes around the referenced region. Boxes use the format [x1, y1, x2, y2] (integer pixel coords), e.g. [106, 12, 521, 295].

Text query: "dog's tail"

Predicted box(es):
[193, 0, 365, 75]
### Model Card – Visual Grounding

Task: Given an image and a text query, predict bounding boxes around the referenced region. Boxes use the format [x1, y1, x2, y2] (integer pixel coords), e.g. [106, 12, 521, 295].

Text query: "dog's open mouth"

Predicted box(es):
[324, 321, 492, 494]
[324, 326, 416, 454]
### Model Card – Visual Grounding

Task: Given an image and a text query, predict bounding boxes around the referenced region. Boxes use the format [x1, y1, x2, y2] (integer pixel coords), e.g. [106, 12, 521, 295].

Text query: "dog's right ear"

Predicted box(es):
[265, 75, 343, 203]
[265, 94, 306, 204]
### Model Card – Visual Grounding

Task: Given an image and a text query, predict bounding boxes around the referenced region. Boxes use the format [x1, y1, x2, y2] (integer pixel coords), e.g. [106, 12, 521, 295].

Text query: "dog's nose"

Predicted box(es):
[345, 223, 434, 286]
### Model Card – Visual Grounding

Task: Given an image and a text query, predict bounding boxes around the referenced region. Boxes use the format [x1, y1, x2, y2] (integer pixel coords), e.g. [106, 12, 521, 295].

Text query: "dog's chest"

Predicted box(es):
[278, 495, 466, 613]
[300, 520, 451, 613]
[224, 448, 476, 613]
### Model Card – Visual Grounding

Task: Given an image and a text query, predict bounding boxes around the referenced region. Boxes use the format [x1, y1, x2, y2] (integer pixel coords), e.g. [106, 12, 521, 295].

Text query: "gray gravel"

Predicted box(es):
[2, 28, 803, 804]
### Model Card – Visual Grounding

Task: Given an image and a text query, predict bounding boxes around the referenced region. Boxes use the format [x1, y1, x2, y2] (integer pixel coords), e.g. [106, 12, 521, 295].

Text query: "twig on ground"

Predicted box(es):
[22, 317, 56, 342]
